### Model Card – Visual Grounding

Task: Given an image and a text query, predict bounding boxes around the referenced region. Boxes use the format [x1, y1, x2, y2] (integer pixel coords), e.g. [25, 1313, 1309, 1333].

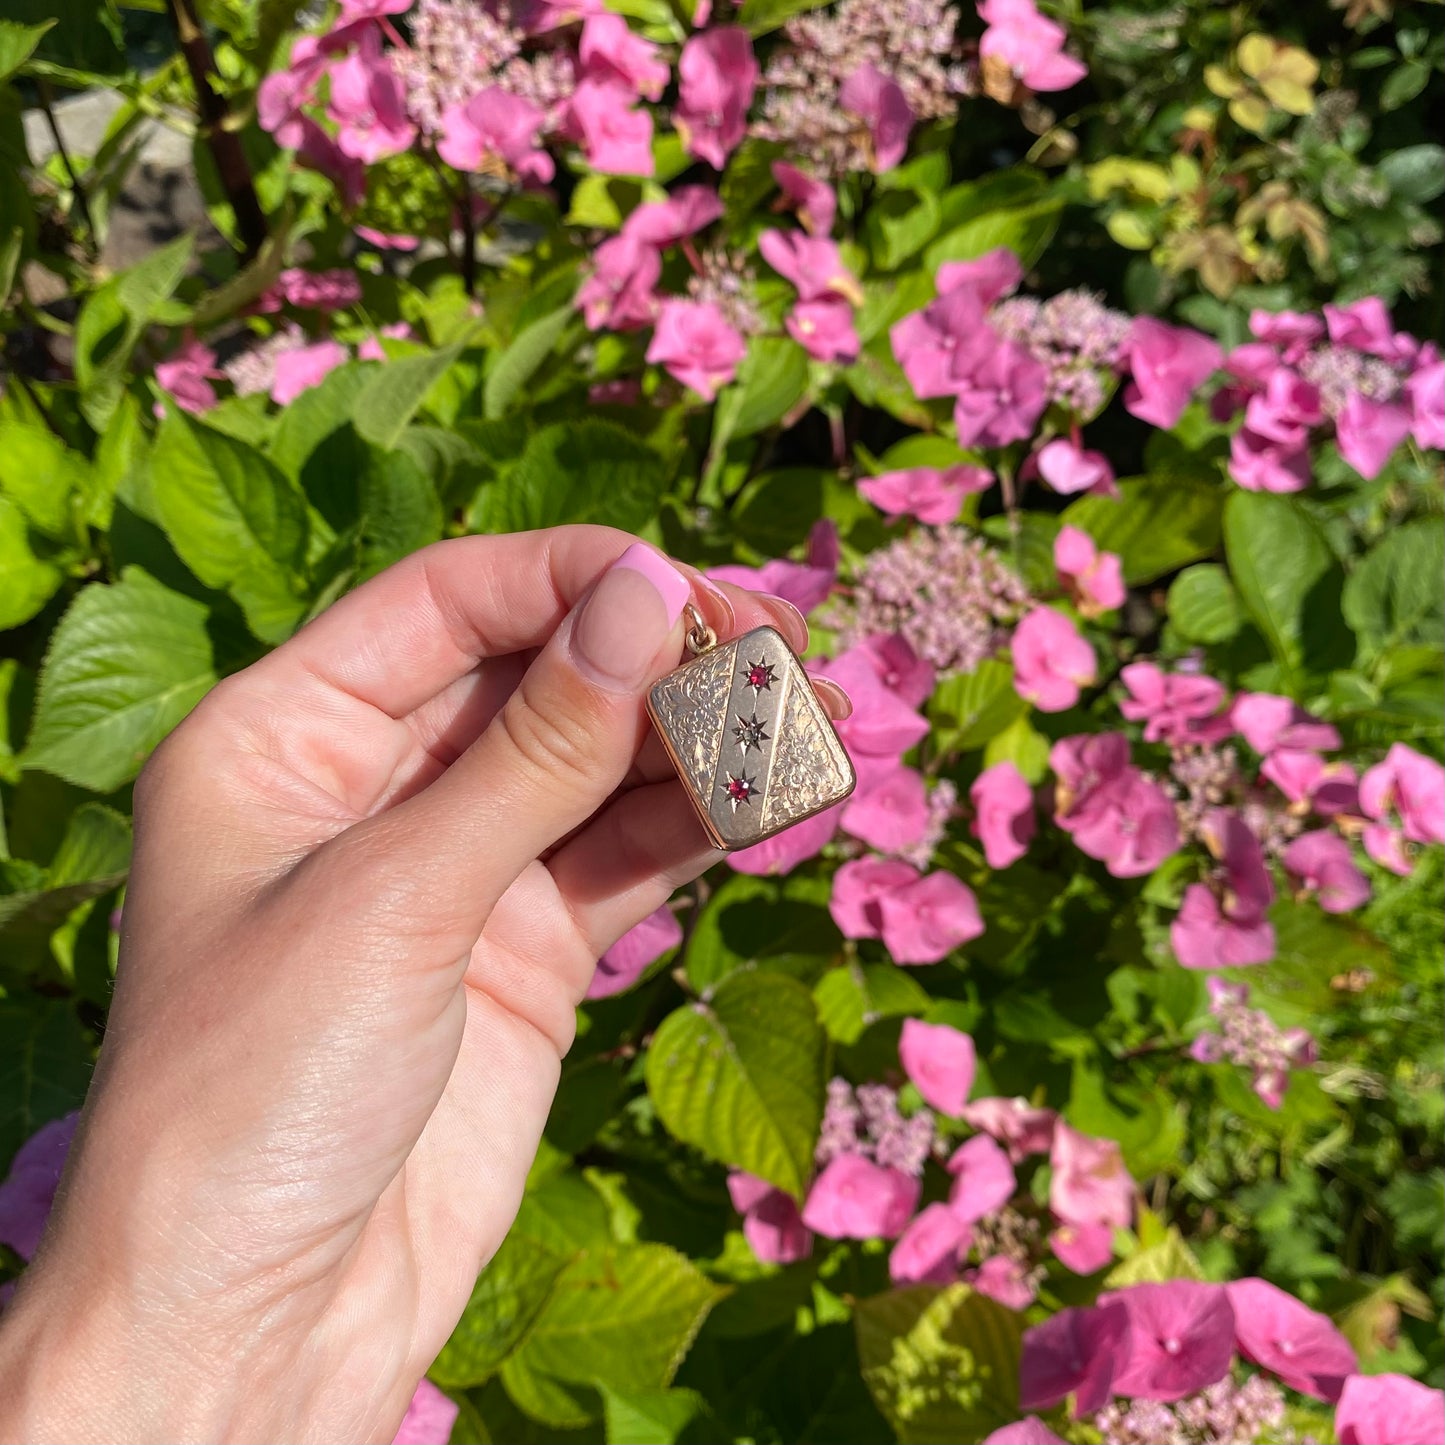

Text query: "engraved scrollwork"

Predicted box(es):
[761, 678, 853, 830]
[648, 640, 736, 799]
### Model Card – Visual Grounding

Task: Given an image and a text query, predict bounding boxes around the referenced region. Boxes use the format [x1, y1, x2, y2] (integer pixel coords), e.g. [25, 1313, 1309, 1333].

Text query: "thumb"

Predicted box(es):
[320, 542, 692, 950]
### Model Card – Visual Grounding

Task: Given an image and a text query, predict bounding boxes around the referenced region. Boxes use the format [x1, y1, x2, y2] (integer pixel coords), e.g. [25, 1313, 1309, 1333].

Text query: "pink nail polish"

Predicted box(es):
[613, 543, 690, 626]
[571, 544, 688, 690]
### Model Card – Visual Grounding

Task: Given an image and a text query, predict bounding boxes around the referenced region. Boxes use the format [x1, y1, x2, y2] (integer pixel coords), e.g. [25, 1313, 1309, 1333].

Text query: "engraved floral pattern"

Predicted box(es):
[649, 640, 738, 800]
[762, 672, 854, 831]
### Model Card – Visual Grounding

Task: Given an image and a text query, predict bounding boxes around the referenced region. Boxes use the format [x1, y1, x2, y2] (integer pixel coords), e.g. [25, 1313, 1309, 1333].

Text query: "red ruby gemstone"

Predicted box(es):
[747, 665, 770, 687]
[727, 777, 752, 801]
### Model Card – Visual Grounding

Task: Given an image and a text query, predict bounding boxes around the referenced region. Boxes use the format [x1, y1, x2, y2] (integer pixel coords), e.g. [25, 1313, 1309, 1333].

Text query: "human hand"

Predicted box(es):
[0, 528, 849, 1444]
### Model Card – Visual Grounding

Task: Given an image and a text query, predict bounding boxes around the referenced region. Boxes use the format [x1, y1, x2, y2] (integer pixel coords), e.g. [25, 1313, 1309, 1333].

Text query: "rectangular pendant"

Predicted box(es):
[646, 623, 857, 852]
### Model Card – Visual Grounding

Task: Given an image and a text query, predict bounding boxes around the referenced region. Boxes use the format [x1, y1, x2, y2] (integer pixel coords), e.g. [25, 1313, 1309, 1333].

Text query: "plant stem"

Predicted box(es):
[164, 0, 268, 262]
[36, 79, 97, 251]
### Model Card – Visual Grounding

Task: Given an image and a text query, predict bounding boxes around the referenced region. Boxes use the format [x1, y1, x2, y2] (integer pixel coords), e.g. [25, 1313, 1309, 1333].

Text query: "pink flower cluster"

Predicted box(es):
[890, 249, 1220, 482]
[1190, 978, 1317, 1109]
[730, 1020, 1137, 1310]
[1218, 301, 1442, 490]
[1005, 1277, 1445, 1445]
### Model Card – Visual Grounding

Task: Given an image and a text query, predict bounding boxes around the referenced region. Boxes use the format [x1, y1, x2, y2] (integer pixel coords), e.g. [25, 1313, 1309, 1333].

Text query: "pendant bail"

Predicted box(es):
[684, 601, 717, 655]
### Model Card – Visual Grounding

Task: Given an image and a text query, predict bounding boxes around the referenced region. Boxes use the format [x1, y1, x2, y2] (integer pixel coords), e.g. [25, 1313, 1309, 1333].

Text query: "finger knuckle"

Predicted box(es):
[495, 680, 599, 789]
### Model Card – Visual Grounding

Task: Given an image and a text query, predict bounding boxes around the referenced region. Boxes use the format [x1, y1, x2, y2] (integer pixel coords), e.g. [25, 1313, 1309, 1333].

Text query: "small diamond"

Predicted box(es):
[723, 772, 757, 811]
[741, 658, 777, 694]
[732, 711, 770, 753]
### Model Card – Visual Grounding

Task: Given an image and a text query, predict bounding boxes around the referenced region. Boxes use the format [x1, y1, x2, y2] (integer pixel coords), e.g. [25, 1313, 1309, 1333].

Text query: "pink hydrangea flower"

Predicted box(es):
[1231, 692, 1341, 755]
[1020, 1301, 1130, 1417]
[1107, 1281, 1237, 1402]
[155, 337, 222, 415]
[983, 1420, 1066, 1445]
[257, 34, 332, 148]
[340, 0, 413, 19]
[328, 33, 416, 163]
[899, 1019, 976, 1116]
[1065, 767, 1180, 879]
[970, 762, 1036, 870]
[1225, 1277, 1356, 1402]
[1012, 607, 1096, 713]
[728, 1171, 813, 1262]
[391, 1380, 458, 1445]
[577, 233, 661, 331]
[859, 465, 992, 525]
[1363, 822, 1413, 876]
[889, 1201, 970, 1284]
[1123, 317, 1223, 429]
[1049, 1122, 1134, 1230]
[829, 855, 919, 939]
[1033, 438, 1117, 498]
[728, 801, 843, 876]
[1250, 307, 1325, 355]
[358, 321, 414, 362]
[675, 28, 758, 168]
[947, 1133, 1016, 1222]
[712, 523, 836, 615]
[578, 12, 669, 99]
[623, 184, 725, 246]
[1335, 1373, 1445, 1445]
[958, 1097, 1056, 1161]
[1119, 662, 1232, 746]
[772, 161, 837, 236]
[937, 249, 1023, 306]
[838, 61, 914, 171]
[843, 760, 932, 852]
[801, 1153, 919, 1238]
[1323, 297, 1402, 359]
[890, 286, 992, 399]
[1406, 352, 1445, 449]
[1171, 884, 1275, 968]
[1054, 526, 1125, 617]
[853, 634, 935, 709]
[953, 340, 1050, 448]
[1360, 743, 1445, 847]
[295, 117, 366, 207]
[646, 298, 746, 400]
[439, 87, 553, 183]
[817, 644, 931, 756]
[587, 904, 682, 998]
[569, 78, 655, 175]
[1336, 392, 1413, 479]
[0, 1112, 78, 1260]
[877, 868, 985, 965]
[270, 339, 349, 405]
[1282, 831, 1370, 914]
[1230, 424, 1312, 493]
[969, 1254, 1037, 1311]
[787, 299, 859, 362]
[978, 0, 1086, 91]
[758, 231, 863, 305]
[1049, 1221, 1115, 1275]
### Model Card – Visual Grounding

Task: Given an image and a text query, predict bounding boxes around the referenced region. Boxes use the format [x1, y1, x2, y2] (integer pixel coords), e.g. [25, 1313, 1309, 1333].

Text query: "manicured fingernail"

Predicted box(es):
[571, 543, 688, 690]
[756, 592, 809, 653]
[811, 677, 854, 720]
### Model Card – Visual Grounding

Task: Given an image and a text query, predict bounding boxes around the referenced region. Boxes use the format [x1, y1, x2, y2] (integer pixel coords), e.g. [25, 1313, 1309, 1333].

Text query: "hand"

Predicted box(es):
[0, 528, 848, 1444]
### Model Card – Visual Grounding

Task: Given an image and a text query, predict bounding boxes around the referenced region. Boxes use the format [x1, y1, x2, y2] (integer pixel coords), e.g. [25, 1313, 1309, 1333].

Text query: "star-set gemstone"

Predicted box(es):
[724, 772, 758, 810]
[741, 658, 777, 694]
[732, 711, 770, 753]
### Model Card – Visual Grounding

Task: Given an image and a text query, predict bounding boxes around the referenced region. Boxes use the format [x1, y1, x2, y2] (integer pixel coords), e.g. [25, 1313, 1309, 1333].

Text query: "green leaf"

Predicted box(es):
[1106, 1227, 1206, 1286]
[684, 871, 839, 993]
[21, 568, 217, 793]
[1064, 473, 1223, 587]
[484, 305, 573, 419]
[0, 19, 54, 81]
[646, 970, 826, 1198]
[1378, 143, 1445, 203]
[982, 714, 1050, 783]
[266, 362, 375, 490]
[930, 659, 1027, 751]
[924, 199, 1061, 273]
[1342, 519, 1445, 661]
[499, 1244, 724, 1428]
[353, 335, 474, 450]
[1168, 563, 1243, 643]
[350, 444, 444, 583]
[865, 187, 943, 272]
[732, 469, 833, 556]
[0, 423, 89, 541]
[149, 413, 311, 644]
[74, 233, 193, 431]
[736, 0, 829, 33]
[0, 803, 130, 935]
[431, 1231, 571, 1389]
[815, 962, 931, 1045]
[0, 495, 63, 632]
[1223, 490, 1350, 688]
[855, 1285, 1024, 1445]
[601, 1387, 707, 1445]
[0, 997, 92, 1171]
[712, 336, 810, 444]
[474, 421, 667, 532]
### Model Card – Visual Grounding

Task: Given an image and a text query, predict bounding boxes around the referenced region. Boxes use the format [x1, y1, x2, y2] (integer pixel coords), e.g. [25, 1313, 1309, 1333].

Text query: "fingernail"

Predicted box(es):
[756, 592, 809, 653]
[811, 676, 854, 720]
[571, 543, 688, 690]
